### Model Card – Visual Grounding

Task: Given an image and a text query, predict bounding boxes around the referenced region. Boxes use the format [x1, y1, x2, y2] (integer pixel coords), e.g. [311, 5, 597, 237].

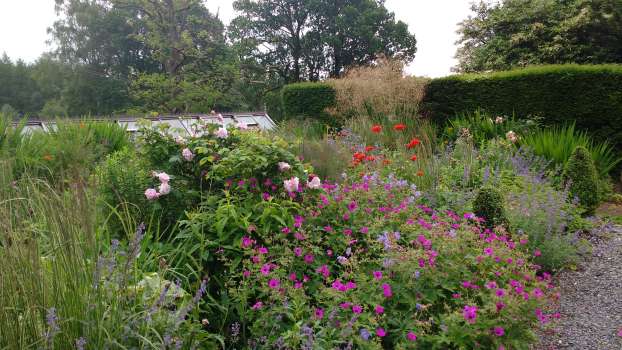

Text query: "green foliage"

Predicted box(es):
[264, 89, 284, 121]
[473, 186, 508, 228]
[129, 73, 221, 113]
[96, 147, 153, 237]
[563, 146, 600, 213]
[522, 123, 622, 178]
[12, 120, 130, 186]
[0, 169, 219, 349]
[443, 109, 538, 146]
[0, 114, 24, 153]
[230, 0, 416, 82]
[455, 0, 622, 72]
[281, 82, 336, 120]
[423, 64, 622, 157]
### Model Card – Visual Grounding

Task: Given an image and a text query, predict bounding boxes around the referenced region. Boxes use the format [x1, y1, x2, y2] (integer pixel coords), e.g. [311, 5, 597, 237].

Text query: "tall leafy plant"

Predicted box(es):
[521, 123, 622, 177]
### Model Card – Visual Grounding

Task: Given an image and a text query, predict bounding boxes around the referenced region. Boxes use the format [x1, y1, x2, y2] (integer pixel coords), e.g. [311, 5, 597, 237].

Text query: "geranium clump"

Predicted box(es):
[227, 169, 553, 349]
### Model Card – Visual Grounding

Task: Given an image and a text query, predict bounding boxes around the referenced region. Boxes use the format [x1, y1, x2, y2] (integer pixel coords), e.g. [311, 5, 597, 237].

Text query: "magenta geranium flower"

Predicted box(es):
[463, 305, 478, 324]
[407, 331, 417, 341]
[260, 264, 271, 275]
[374, 305, 384, 314]
[315, 308, 324, 319]
[382, 283, 393, 298]
[352, 305, 363, 314]
[493, 326, 504, 337]
[316, 265, 330, 278]
[268, 278, 280, 289]
[376, 328, 386, 337]
[294, 247, 303, 256]
[373, 271, 383, 280]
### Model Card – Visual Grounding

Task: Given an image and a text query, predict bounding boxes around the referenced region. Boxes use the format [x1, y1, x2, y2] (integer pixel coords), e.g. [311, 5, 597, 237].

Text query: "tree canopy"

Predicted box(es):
[230, 0, 417, 82]
[455, 0, 622, 72]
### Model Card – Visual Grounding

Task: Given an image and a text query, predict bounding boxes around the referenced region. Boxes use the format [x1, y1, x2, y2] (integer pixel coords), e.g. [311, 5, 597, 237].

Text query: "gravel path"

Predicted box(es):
[536, 224, 622, 350]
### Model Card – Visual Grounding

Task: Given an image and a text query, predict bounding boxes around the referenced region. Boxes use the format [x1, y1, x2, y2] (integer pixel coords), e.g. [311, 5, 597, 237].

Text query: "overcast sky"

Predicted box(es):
[0, 0, 473, 77]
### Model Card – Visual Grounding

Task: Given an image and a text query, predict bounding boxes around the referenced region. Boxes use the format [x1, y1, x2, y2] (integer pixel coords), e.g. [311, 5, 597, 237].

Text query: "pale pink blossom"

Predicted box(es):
[182, 148, 194, 161]
[506, 131, 518, 143]
[284, 177, 299, 192]
[236, 121, 248, 130]
[307, 176, 321, 189]
[145, 188, 159, 200]
[215, 127, 228, 139]
[158, 182, 171, 195]
[278, 162, 291, 172]
[155, 172, 170, 183]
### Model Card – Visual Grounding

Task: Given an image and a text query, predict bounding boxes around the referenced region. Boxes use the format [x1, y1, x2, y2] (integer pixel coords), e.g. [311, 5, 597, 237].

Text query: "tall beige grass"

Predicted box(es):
[327, 57, 429, 120]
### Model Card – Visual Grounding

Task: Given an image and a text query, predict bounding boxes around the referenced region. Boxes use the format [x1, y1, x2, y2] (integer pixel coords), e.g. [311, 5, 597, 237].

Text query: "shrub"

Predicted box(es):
[473, 186, 508, 228]
[281, 82, 336, 121]
[422, 64, 622, 154]
[563, 146, 600, 213]
[327, 58, 429, 120]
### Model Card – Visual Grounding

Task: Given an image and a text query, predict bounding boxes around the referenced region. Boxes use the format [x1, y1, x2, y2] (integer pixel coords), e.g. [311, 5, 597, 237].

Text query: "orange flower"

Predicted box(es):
[410, 154, 418, 161]
[371, 125, 382, 133]
[416, 170, 424, 177]
[393, 123, 406, 131]
[42, 154, 53, 161]
[407, 138, 421, 149]
[383, 159, 391, 165]
[365, 145, 375, 152]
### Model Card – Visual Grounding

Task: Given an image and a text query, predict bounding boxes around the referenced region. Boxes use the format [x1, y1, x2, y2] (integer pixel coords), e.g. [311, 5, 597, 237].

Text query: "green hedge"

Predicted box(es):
[281, 82, 336, 119]
[422, 64, 622, 149]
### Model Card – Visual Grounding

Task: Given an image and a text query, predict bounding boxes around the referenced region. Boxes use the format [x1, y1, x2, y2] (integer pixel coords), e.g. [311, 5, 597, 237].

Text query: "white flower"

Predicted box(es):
[182, 148, 194, 161]
[284, 177, 299, 193]
[278, 162, 291, 172]
[506, 130, 518, 143]
[307, 176, 321, 189]
[175, 136, 186, 145]
[215, 127, 228, 139]
[495, 116, 504, 124]
[158, 182, 171, 195]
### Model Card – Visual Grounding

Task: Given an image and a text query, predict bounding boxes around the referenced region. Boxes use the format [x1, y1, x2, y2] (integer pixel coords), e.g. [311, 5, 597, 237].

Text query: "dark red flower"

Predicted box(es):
[371, 125, 382, 133]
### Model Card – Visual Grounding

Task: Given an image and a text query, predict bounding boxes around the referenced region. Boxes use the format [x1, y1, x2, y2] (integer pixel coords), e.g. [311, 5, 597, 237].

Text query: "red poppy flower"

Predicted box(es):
[371, 125, 382, 133]
[407, 138, 421, 149]
[393, 123, 406, 131]
[365, 145, 375, 152]
[353, 152, 366, 161]
[366, 155, 376, 162]
[410, 155, 418, 161]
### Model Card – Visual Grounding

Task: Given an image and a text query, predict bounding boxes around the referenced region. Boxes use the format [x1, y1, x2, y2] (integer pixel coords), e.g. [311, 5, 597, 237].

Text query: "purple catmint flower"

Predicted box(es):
[44, 307, 60, 342]
[360, 328, 371, 341]
[177, 279, 207, 324]
[75, 337, 87, 350]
